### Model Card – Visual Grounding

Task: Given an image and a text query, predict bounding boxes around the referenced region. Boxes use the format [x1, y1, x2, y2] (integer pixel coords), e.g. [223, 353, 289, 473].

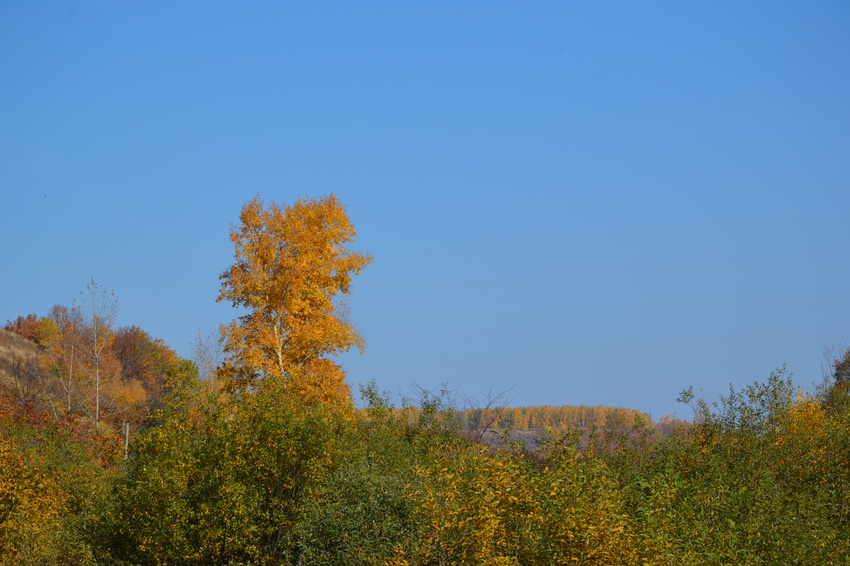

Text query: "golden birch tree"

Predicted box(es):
[217, 194, 372, 406]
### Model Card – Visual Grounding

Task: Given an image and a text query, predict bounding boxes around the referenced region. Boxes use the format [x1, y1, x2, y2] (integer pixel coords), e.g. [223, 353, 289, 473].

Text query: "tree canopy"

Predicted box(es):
[217, 194, 372, 405]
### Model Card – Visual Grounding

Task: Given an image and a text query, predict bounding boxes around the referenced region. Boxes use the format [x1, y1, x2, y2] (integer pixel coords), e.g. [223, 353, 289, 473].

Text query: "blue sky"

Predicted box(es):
[2, 1, 848, 418]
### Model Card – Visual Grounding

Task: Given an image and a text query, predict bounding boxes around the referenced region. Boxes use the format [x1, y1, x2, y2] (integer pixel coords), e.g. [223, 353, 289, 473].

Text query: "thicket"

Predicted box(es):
[1, 351, 849, 564]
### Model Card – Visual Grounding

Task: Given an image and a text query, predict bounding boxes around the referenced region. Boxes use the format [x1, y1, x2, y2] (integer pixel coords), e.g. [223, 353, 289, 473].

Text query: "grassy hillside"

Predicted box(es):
[0, 327, 42, 370]
[0, 328, 55, 412]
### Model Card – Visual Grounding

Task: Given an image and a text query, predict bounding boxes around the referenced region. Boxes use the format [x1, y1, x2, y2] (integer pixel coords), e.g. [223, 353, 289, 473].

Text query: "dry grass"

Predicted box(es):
[0, 328, 54, 408]
[0, 328, 42, 375]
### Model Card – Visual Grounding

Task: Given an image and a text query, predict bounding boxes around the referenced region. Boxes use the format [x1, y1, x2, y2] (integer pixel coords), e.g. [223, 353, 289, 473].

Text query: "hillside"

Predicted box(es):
[0, 327, 53, 410]
[0, 327, 42, 367]
[3, 323, 671, 432]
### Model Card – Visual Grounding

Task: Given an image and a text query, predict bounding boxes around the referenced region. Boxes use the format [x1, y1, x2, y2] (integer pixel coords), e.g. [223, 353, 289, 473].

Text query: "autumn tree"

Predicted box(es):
[217, 194, 372, 406]
[113, 327, 181, 410]
[3, 313, 43, 344]
[40, 304, 84, 413]
[111, 326, 184, 445]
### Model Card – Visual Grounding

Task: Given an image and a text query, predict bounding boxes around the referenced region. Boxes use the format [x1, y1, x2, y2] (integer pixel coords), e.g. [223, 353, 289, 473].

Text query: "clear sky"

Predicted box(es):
[2, 1, 848, 418]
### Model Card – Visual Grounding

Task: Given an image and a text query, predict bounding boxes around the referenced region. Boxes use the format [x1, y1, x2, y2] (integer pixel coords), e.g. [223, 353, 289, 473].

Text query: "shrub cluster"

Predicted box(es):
[2, 365, 849, 565]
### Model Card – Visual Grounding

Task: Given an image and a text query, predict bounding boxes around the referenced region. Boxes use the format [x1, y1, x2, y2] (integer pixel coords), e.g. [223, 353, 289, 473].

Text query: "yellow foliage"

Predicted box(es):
[399, 436, 647, 566]
[218, 194, 372, 407]
[0, 437, 67, 565]
[407, 445, 539, 565]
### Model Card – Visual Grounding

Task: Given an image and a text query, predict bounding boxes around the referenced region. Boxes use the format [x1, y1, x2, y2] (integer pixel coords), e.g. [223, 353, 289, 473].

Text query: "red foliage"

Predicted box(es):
[4, 313, 43, 344]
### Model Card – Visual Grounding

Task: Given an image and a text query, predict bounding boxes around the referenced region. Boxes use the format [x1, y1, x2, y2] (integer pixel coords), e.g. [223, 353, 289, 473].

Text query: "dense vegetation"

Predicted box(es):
[2, 195, 848, 564]
[2, 331, 849, 565]
[0, 320, 850, 565]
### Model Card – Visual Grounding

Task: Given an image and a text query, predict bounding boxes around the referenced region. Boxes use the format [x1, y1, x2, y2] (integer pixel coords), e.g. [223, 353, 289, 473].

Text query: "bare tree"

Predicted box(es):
[821, 342, 850, 388]
[191, 329, 222, 382]
[43, 304, 83, 412]
[460, 384, 515, 445]
[74, 278, 119, 425]
[1, 354, 54, 412]
[833, 347, 850, 388]
[403, 382, 515, 446]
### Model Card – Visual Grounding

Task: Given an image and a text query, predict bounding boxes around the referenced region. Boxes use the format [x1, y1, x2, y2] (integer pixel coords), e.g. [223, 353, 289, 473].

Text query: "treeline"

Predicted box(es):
[6, 307, 675, 443]
[472, 405, 682, 434]
[396, 404, 683, 443]
[497, 404, 647, 430]
[2, 316, 850, 564]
